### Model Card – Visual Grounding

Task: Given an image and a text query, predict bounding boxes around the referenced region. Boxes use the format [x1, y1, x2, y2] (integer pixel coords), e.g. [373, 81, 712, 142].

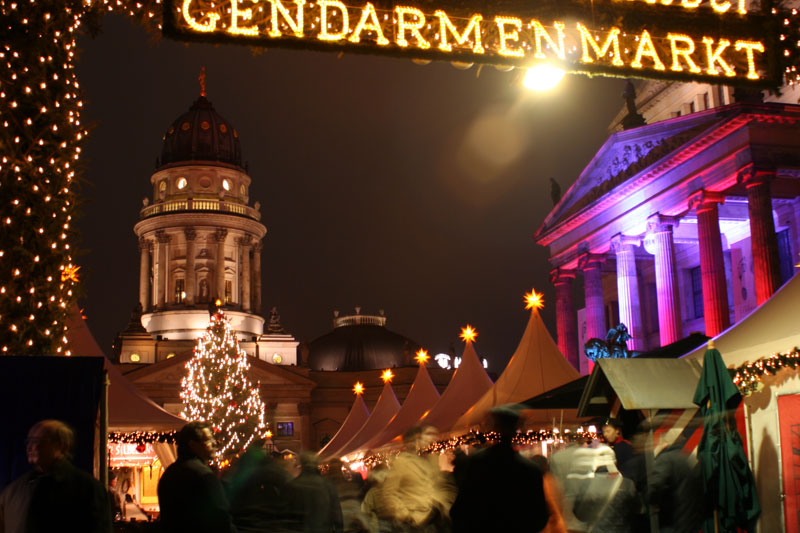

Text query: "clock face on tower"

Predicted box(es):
[272, 353, 282, 364]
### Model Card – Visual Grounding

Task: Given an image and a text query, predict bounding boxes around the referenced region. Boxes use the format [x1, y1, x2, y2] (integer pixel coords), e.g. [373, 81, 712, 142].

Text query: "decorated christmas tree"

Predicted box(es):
[181, 310, 267, 464]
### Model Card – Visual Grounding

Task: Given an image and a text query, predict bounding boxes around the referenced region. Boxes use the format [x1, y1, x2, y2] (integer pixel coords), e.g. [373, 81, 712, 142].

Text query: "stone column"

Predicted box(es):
[214, 228, 228, 302]
[550, 268, 578, 370]
[611, 235, 645, 351]
[238, 236, 252, 312]
[742, 168, 782, 304]
[138, 237, 151, 312]
[690, 190, 730, 336]
[252, 241, 262, 313]
[578, 253, 607, 342]
[298, 402, 313, 450]
[155, 230, 170, 308]
[182, 228, 196, 305]
[644, 214, 682, 346]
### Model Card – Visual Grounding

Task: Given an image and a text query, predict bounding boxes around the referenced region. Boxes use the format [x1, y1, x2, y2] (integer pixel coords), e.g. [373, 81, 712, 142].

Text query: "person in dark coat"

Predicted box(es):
[602, 418, 634, 477]
[0, 419, 112, 533]
[227, 442, 292, 532]
[285, 452, 343, 533]
[450, 406, 549, 533]
[648, 436, 705, 533]
[157, 421, 235, 533]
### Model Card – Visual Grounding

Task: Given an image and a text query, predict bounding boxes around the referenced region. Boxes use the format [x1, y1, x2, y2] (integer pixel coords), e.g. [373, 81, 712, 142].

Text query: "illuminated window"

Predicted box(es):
[691, 266, 703, 319]
[240, 184, 246, 196]
[272, 353, 282, 364]
[130, 353, 141, 362]
[166, 353, 175, 359]
[225, 280, 232, 304]
[222, 179, 231, 191]
[175, 279, 185, 303]
[177, 177, 187, 190]
[276, 422, 294, 437]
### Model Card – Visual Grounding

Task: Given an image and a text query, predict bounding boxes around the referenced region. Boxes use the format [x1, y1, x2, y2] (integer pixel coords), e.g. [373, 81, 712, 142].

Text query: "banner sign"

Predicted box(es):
[164, 0, 789, 86]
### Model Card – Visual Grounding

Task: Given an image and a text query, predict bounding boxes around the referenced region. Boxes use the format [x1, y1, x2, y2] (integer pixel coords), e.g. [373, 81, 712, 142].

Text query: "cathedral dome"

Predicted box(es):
[160, 95, 243, 169]
[308, 311, 420, 372]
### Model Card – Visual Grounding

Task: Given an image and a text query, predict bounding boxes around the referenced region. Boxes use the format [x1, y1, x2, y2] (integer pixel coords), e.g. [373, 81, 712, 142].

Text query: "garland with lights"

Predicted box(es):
[108, 430, 178, 445]
[180, 310, 268, 464]
[731, 347, 800, 396]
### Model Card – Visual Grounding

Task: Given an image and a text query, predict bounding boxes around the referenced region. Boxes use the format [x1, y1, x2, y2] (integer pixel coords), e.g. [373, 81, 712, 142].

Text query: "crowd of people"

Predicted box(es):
[0, 411, 707, 533]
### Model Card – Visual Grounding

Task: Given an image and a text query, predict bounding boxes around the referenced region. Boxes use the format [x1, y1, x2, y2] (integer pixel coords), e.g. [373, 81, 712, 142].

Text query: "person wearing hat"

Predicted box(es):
[601, 418, 633, 477]
[450, 405, 549, 532]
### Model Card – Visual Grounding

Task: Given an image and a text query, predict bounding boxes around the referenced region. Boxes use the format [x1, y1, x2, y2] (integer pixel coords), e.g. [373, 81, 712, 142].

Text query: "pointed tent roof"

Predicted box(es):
[417, 341, 493, 432]
[331, 381, 401, 460]
[454, 305, 580, 429]
[317, 393, 370, 459]
[360, 363, 441, 451]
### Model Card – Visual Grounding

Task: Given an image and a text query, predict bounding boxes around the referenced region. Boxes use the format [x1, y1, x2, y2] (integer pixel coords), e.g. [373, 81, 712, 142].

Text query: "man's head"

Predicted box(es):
[601, 418, 623, 443]
[26, 420, 73, 472]
[490, 405, 521, 442]
[176, 421, 216, 462]
[298, 451, 319, 471]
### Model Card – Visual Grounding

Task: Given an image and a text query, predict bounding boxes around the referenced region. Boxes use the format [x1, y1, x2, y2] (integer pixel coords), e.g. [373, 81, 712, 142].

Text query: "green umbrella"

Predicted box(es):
[693, 345, 760, 532]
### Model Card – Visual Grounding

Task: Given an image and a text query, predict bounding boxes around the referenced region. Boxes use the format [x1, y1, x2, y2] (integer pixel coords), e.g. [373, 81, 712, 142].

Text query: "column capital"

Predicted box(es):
[252, 240, 263, 253]
[688, 189, 726, 212]
[645, 213, 681, 234]
[737, 165, 776, 188]
[138, 237, 151, 252]
[184, 227, 197, 241]
[549, 267, 576, 284]
[610, 234, 640, 253]
[577, 253, 605, 271]
[155, 230, 171, 244]
[213, 228, 228, 242]
[236, 235, 252, 247]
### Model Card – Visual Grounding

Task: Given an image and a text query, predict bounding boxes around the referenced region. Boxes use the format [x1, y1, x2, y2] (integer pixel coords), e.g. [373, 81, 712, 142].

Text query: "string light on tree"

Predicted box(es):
[180, 310, 268, 465]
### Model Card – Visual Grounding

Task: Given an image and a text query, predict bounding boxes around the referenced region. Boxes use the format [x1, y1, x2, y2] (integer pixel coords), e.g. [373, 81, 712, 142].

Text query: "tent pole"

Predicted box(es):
[99, 370, 110, 487]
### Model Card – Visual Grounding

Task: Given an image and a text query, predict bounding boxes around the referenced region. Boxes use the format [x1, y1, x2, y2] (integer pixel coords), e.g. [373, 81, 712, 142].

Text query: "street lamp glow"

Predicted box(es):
[523, 64, 566, 91]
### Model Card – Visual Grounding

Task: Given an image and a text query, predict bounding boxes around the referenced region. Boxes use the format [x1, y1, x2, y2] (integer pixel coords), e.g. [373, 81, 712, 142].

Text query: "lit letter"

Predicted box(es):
[577, 23, 623, 66]
[318, 0, 349, 41]
[349, 3, 389, 45]
[710, 0, 731, 12]
[229, 0, 259, 36]
[268, 0, 305, 38]
[735, 40, 765, 80]
[182, 0, 220, 32]
[738, 0, 747, 14]
[531, 20, 566, 60]
[632, 30, 665, 70]
[702, 37, 736, 77]
[495, 16, 524, 58]
[435, 11, 484, 54]
[667, 33, 701, 73]
[681, 0, 701, 6]
[395, 6, 430, 49]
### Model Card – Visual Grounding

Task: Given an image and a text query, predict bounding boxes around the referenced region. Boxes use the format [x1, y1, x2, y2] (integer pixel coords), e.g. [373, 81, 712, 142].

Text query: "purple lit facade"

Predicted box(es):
[536, 102, 800, 372]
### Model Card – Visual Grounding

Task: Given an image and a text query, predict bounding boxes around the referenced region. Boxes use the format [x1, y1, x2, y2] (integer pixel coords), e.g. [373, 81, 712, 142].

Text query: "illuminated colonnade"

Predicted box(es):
[536, 103, 800, 371]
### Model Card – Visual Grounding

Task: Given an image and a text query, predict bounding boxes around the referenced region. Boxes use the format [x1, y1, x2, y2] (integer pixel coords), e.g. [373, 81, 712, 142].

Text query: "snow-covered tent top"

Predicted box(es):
[332, 380, 401, 460]
[360, 362, 440, 451]
[454, 304, 580, 429]
[317, 393, 370, 460]
[684, 273, 800, 365]
[417, 340, 492, 432]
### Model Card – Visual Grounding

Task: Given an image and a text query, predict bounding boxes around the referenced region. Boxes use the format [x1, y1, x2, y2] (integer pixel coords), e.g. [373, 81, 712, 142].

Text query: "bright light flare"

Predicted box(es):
[460, 325, 478, 343]
[524, 289, 545, 310]
[381, 369, 394, 383]
[353, 381, 365, 395]
[415, 349, 430, 365]
[522, 64, 565, 91]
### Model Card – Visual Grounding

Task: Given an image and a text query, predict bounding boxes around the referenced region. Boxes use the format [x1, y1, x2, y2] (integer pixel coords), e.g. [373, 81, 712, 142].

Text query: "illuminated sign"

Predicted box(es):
[164, 0, 789, 86]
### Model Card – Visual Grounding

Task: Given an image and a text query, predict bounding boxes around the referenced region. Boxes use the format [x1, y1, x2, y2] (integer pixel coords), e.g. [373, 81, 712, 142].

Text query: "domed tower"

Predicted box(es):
[132, 86, 266, 350]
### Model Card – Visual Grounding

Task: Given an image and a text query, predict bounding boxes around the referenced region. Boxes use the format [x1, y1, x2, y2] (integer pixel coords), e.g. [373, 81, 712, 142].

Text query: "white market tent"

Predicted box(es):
[334, 380, 401, 459]
[360, 361, 441, 451]
[417, 340, 493, 432]
[454, 304, 580, 430]
[317, 393, 370, 460]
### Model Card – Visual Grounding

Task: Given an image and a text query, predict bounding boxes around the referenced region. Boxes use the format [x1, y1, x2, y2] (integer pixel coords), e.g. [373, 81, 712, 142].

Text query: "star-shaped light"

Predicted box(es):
[381, 369, 394, 383]
[460, 325, 477, 343]
[60, 264, 80, 283]
[524, 289, 545, 310]
[415, 349, 430, 365]
[265, 429, 273, 439]
[353, 381, 364, 395]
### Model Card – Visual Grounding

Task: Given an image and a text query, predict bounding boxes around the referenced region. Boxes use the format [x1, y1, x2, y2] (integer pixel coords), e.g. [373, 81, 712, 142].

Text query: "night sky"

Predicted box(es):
[75, 15, 625, 370]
